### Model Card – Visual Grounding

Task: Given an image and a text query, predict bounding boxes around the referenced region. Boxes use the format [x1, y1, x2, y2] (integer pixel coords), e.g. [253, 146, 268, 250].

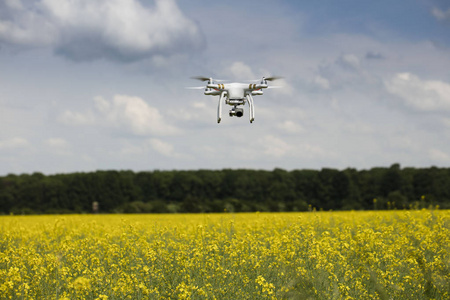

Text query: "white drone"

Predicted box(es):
[189, 76, 282, 123]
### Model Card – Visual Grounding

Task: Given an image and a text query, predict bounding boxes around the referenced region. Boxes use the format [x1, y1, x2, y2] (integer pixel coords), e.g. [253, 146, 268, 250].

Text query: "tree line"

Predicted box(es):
[0, 164, 449, 214]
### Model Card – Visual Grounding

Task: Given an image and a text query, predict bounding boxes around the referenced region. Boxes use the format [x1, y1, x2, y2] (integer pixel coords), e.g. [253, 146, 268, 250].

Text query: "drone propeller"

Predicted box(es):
[246, 76, 284, 82]
[264, 76, 283, 81]
[186, 86, 206, 89]
[191, 76, 210, 81]
[191, 76, 228, 82]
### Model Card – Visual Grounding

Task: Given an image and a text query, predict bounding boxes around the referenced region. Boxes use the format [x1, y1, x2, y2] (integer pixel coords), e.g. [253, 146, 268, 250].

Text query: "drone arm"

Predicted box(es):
[217, 91, 226, 123]
[208, 83, 225, 90]
[246, 94, 255, 123]
[248, 83, 268, 90]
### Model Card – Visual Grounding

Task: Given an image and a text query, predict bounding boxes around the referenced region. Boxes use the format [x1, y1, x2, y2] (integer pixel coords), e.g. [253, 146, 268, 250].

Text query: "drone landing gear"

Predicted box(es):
[217, 91, 226, 123]
[246, 94, 255, 123]
[217, 93, 255, 124]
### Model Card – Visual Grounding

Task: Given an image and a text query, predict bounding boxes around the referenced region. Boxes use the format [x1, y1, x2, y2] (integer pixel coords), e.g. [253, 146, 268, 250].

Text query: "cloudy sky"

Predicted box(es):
[1, 0, 450, 175]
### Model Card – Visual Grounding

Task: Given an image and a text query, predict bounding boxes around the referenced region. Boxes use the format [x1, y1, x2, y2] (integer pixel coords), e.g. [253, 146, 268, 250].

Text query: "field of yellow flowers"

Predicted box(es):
[0, 210, 449, 299]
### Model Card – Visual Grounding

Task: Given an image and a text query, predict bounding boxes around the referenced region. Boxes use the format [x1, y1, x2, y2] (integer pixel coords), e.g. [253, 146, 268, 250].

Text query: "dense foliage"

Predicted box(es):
[1, 164, 450, 214]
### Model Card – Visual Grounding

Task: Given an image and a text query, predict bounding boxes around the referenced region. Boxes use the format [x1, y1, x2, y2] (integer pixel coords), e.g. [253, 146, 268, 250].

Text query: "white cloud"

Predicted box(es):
[46, 138, 69, 148]
[149, 138, 175, 157]
[95, 95, 180, 136]
[315, 53, 368, 89]
[227, 61, 256, 80]
[167, 101, 216, 123]
[385, 73, 450, 112]
[58, 110, 95, 126]
[259, 135, 292, 158]
[272, 78, 294, 96]
[254, 134, 335, 161]
[0, 137, 29, 150]
[148, 138, 189, 159]
[278, 120, 304, 133]
[429, 148, 450, 163]
[45, 138, 71, 155]
[432, 7, 450, 21]
[442, 118, 450, 128]
[94, 96, 111, 114]
[0, 1, 56, 47]
[192, 102, 207, 109]
[337, 54, 361, 70]
[0, 0, 204, 62]
[298, 143, 335, 160]
[3, 0, 24, 10]
[59, 95, 180, 136]
[313, 75, 330, 90]
[119, 143, 145, 156]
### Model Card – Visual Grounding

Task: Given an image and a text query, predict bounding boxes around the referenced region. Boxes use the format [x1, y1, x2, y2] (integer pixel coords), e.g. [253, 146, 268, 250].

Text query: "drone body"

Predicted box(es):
[190, 76, 281, 123]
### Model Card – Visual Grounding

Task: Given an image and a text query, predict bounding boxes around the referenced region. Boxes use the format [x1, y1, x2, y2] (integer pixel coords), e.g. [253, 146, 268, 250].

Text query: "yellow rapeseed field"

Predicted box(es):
[0, 210, 449, 299]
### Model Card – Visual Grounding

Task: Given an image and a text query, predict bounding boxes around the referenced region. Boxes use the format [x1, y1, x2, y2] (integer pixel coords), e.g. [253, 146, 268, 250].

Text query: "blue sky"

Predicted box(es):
[1, 0, 450, 175]
[297, 1, 449, 43]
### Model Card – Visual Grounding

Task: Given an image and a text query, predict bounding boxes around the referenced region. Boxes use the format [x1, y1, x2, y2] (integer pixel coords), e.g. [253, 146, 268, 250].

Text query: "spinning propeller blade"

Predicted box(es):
[264, 76, 283, 81]
[246, 76, 284, 82]
[191, 76, 228, 82]
[191, 76, 211, 81]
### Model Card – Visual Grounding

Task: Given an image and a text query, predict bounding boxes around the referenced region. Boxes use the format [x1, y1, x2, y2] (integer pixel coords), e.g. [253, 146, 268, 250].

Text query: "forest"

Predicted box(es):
[1, 164, 449, 214]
